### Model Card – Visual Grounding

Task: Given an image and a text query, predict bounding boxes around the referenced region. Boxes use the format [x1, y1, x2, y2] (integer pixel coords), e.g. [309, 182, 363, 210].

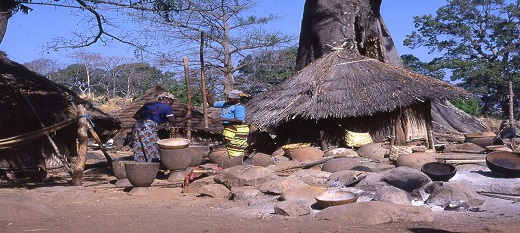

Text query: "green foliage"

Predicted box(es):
[450, 98, 482, 116]
[235, 46, 298, 95]
[403, 0, 520, 117]
[400, 54, 445, 80]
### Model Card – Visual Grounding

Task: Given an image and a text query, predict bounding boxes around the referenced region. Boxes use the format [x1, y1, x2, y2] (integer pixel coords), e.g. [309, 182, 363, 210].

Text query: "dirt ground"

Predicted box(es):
[2, 152, 520, 233]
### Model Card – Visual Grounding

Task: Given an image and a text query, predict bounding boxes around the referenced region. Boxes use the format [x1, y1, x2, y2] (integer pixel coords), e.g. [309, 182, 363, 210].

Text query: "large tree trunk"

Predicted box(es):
[0, 11, 11, 44]
[296, 0, 401, 70]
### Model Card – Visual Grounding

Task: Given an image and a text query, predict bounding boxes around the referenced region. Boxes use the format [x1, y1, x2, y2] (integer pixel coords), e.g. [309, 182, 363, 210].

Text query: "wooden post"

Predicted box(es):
[508, 81, 516, 150]
[72, 104, 88, 186]
[183, 57, 192, 140]
[200, 32, 209, 129]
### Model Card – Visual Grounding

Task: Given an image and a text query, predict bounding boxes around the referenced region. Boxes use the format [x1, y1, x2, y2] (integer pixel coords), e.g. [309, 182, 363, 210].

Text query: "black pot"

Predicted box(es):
[421, 162, 457, 182]
[486, 151, 520, 177]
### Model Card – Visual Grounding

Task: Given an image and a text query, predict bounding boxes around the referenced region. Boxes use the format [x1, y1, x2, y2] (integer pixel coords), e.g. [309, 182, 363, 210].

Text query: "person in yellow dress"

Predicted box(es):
[203, 89, 249, 157]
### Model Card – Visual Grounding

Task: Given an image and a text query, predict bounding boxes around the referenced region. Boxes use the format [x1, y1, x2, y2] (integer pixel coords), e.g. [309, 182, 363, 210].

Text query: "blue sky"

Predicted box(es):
[0, 0, 447, 65]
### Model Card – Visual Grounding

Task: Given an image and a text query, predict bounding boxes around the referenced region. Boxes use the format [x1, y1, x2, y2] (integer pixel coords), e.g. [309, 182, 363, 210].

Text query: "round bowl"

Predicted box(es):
[315, 189, 358, 208]
[486, 151, 520, 177]
[157, 138, 190, 150]
[421, 162, 457, 182]
[125, 162, 160, 187]
[159, 148, 192, 171]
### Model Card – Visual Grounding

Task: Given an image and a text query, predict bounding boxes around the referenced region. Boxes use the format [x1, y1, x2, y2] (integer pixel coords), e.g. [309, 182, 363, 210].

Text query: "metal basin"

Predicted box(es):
[315, 189, 358, 208]
[125, 162, 160, 187]
[486, 151, 520, 177]
[421, 162, 457, 182]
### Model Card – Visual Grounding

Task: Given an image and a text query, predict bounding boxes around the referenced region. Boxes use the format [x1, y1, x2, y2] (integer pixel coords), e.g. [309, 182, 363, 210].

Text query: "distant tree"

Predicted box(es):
[403, 0, 520, 118]
[113, 62, 174, 98]
[400, 54, 445, 80]
[133, 0, 293, 94]
[23, 58, 62, 79]
[235, 46, 298, 95]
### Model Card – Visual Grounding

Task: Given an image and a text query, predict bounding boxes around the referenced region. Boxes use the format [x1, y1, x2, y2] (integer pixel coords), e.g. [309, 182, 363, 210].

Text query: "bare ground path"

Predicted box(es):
[1, 170, 520, 233]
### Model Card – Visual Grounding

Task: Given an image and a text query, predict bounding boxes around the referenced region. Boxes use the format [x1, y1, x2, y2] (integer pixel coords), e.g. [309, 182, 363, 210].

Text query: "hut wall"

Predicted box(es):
[273, 103, 431, 149]
[401, 103, 428, 142]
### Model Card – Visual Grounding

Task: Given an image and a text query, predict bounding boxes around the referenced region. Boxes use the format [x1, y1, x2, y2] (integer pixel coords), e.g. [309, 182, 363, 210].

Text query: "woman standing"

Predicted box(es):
[132, 92, 191, 162]
[204, 89, 249, 157]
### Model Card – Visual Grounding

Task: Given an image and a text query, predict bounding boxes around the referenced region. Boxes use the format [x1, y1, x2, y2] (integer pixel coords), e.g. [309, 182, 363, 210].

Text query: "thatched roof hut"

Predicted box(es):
[0, 52, 121, 172]
[246, 49, 472, 149]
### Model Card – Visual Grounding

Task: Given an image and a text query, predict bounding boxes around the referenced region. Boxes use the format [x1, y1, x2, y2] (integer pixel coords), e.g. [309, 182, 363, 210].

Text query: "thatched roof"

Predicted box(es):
[0, 52, 121, 169]
[246, 49, 471, 128]
[0, 52, 120, 137]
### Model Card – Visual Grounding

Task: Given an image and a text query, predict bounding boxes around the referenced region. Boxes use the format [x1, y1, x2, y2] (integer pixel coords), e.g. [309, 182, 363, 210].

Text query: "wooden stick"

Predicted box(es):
[200, 32, 209, 129]
[87, 121, 113, 164]
[183, 57, 192, 140]
[72, 103, 88, 186]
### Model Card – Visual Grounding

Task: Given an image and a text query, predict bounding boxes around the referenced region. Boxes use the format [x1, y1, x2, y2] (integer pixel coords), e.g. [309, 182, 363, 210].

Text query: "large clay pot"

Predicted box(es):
[111, 157, 133, 187]
[159, 148, 192, 171]
[125, 162, 160, 187]
[188, 146, 210, 167]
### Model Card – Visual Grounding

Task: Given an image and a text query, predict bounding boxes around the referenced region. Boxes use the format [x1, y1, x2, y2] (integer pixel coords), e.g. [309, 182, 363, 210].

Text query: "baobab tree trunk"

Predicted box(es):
[296, 0, 401, 70]
[0, 10, 11, 44]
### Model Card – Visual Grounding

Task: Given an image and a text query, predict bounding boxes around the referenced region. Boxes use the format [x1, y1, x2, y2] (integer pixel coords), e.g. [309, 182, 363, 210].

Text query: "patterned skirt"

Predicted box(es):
[132, 120, 160, 162]
[222, 124, 249, 157]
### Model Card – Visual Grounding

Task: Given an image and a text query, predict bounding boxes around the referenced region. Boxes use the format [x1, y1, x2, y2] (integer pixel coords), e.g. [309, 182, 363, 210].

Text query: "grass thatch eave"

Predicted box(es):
[245, 49, 472, 129]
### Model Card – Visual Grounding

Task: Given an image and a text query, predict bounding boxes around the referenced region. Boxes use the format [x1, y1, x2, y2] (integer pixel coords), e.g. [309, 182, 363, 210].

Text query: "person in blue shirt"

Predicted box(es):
[204, 89, 249, 157]
[132, 92, 191, 162]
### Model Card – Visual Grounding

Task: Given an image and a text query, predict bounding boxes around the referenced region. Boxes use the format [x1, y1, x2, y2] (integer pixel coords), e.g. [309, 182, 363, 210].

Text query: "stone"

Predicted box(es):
[373, 185, 412, 205]
[258, 177, 310, 195]
[316, 201, 434, 225]
[323, 148, 358, 158]
[214, 165, 279, 188]
[230, 186, 261, 200]
[425, 182, 485, 209]
[274, 201, 310, 216]
[280, 186, 327, 207]
[199, 184, 231, 198]
[382, 166, 431, 192]
[182, 176, 216, 194]
[288, 169, 331, 185]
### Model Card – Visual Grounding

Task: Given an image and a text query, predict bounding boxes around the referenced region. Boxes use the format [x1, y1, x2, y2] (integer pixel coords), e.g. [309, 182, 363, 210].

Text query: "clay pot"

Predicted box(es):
[208, 149, 228, 165]
[251, 153, 274, 167]
[112, 157, 133, 179]
[421, 162, 457, 182]
[221, 156, 244, 168]
[321, 157, 362, 173]
[159, 148, 192, 171]
[290, 147, 324, 161]
[187, 146, 210, 167]
[395, 152, 437, 170]
[125, 162, 160, 187]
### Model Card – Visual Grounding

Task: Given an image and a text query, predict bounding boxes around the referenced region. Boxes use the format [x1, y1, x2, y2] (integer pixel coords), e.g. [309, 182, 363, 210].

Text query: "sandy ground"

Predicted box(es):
[1, 151, 520, 233]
